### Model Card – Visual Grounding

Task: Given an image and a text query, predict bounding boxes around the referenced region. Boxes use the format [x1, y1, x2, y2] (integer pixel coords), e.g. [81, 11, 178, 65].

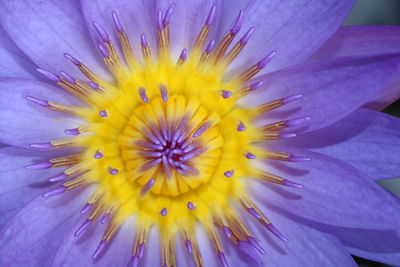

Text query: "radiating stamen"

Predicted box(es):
[99, 110, 108, 117]
[36, 68, 60, 82]
[237, 121, 246, 131]
[245, 152, 256, 159]
[42, 186, 67, 198]
[224, 170, 234, 178]
[214, 10, 244, 61]
[141, 178, 155, 196]
[65, 128, 80, 135]
[193, 5, 216, 50]
[238, 51, 276, 82]
[25, 161, 53, 170]
[187, 202, 195, 210]
[93, 22, 110, 43]
[75, 219, 92, 237]
[221, 90, 232, 99]
[94, 151, 104, 159]
[159, 84, 168, 102]
[160, 208, 168, 216]
[29, 142, 54, 149]
[108, 167, 119, 175]
[138, 87, 149, 103]
[224, 27, 255, 65]
[48, 173, 68, 182]
[192, 121, 212, 138]
[241, 81, 264, 96]
[258, 93, 304, 113]
[177, 48, 187, 65]
[93, 240, 107, 260]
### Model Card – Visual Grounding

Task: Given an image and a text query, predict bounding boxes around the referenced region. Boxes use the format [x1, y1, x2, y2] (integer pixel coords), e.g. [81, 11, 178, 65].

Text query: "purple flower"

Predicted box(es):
[0, 1, 400, 266]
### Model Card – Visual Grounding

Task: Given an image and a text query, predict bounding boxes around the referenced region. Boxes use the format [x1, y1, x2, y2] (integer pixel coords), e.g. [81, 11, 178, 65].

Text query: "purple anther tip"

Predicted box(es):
[205, 5, 217, 26]
[42, 186, 66, 199]
[245, 152, 256, 159]
[112, 11, 123, 32]
[160, 208, 167, 216]
[218, 252, 229, 267]
[221, 90, 232, 99]
[193, 121, 211, 138]
[80, 203, 93, 215]
[159, 84, 168, 102]
[163, 4, 175, 27]
[26, 96, 51, 108]
[278, 133, 297, 139]
[99, 110, 108, 117]
[64, 128, 80, 136]
[36, 68, 60, 82]
[141, 34, 148, 48]
[101, 213, 110, 224]
[265, 223, 288, 242]
[248, 208, 262, 219]
[237, 121, 246, 131]
[240, 27, 255, 45]
[75, 220, 91, 237]
[138, 87, 149, 103]
[141, 178, 155, 195]
[98, 43, 110, 58]
[180, 48, 187, 61]
[206, 40, 215, 54]
[60, 71, 76, 84]
[257, 51, 277, 69]
[282, 179, 303, 189]
[284, 117, 311, 127]
[25, 161, 53, 170]
[282, 94, 304, 104]
[248, 236, 266, 255]
[249, 81, 264, 91]
[48, 173, 67, 183]
[92, 240, 107, 260]
[108, 167, 119, 175]
[224, 170, 234, 178]
[64, 53, 81, 66]
[230, 10, 244, 35]
[138, 243, 145, 258]
[88, 81, 100, 90]
[94, 151, 104, 159]
[157, 10, 163, 30]
[93, 22, 110, 43]
[131, 255, 139, 267]
[223, 226, 232, 238]
[187, 201, 195, 210]
[185, 240, 192, 254]
[29, 142, 53, 149]
[288, 155, 312, 162]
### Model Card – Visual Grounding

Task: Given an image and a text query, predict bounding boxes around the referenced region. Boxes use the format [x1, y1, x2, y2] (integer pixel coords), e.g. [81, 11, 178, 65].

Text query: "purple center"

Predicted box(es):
[138, 120, 207, 177]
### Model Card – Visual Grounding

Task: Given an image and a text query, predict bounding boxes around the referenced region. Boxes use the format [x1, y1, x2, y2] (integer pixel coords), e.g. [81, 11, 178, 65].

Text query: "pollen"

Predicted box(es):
[25, 4, 311, 266]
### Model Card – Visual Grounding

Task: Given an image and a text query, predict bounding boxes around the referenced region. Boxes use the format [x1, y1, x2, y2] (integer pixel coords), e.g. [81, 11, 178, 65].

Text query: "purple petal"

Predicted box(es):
[247, 54, 400, 133]
[319, 224, 400, 266]
[0, 0, 110, 81]
[0, 188, 92, 267]
[0, 146, 67, 229]
[285, 108, 400, 180]
[219, 0, 356, 74]
[0, 26, 39, 79]
[252, 147, 400, 229]
[0, 79, 82, 148]
[53, 216, 135, 266]
[80, 0, 157, 57]
[313, 26, 400, 110]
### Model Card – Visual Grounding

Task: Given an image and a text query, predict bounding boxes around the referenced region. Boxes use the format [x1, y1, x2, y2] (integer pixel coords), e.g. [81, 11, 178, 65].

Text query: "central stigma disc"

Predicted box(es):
[120, 95, 223, 196]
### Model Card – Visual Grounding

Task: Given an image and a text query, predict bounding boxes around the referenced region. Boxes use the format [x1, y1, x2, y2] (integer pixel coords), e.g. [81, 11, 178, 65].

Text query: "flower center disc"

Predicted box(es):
[120, 95, 223, 196]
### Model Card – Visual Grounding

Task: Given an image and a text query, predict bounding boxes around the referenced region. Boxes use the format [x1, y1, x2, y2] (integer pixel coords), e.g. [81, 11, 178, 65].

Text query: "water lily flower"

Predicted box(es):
[1, 1, 400, 266]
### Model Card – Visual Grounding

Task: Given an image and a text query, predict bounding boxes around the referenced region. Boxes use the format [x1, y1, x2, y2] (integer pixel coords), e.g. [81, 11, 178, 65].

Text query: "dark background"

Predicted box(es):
[343, 1, 399, 266]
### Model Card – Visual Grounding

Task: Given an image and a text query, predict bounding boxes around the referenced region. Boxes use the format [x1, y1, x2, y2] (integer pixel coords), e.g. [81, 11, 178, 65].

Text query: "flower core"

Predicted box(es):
[26, 4, 310, 266]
